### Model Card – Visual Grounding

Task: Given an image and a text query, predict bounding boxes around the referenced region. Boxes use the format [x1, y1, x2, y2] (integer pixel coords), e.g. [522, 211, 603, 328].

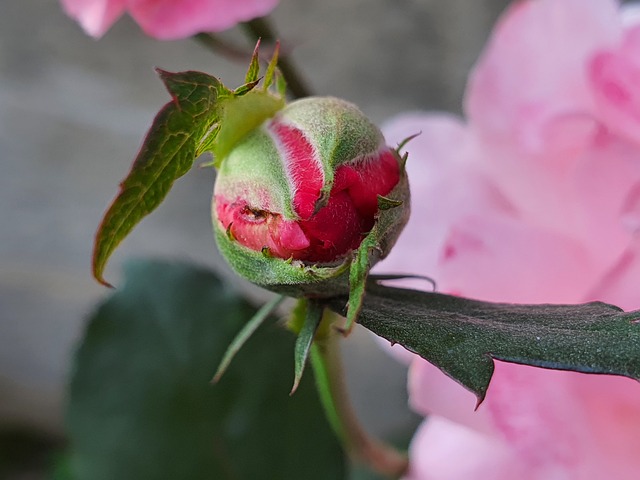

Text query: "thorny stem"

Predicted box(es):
[194, 33, 252, 62]
[195, 23, 312, 99]
[243, 17, 313, 99]
[311, 317, 409, 479]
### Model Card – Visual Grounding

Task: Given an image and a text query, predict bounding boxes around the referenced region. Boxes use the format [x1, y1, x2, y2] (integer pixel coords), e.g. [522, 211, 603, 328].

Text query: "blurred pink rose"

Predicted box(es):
[60, 0, 279, 39]
[379, 0, 640, 478]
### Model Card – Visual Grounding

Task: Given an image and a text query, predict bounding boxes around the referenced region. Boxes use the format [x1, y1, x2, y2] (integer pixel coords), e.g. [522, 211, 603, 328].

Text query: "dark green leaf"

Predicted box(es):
[326, 282, 640, 403]
[51, 452, 74, 480]
[0, 427, 61, 479]
[92, 71, 228, 286]
[69, 259, 345, 480]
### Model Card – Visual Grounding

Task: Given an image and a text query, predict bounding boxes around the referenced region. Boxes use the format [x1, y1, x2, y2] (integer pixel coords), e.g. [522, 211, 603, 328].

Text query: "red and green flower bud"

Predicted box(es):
[213, 96, 410, 297]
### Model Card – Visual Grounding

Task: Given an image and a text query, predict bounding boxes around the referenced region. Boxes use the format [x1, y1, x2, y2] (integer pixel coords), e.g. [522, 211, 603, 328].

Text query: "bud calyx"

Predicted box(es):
[213, 96, 410, 299]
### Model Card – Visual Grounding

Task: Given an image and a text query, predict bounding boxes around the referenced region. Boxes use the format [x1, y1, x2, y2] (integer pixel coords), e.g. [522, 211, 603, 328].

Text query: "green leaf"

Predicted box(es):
[91, 70, 228, 286]
[92, 59, 287, 286]
[292, 301, 324, 394]
[69, 259, 345, 480]
[0, 427, 60, 479]
[326, 282, 640, 404]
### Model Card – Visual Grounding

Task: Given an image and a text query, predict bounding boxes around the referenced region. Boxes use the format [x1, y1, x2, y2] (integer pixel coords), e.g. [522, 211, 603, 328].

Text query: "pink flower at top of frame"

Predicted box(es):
[60, 0, 279, 39]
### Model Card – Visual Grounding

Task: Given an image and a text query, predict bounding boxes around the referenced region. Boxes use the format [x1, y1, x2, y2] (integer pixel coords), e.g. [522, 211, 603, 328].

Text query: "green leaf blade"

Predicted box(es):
[327, 283, 640, 403]
[92, 71, 224, 285]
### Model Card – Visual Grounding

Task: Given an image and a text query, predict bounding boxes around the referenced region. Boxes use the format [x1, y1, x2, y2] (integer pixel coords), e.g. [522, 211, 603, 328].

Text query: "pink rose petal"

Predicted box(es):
[379, 114, 516, 284]
[437, 210, 595, 304]
[60, 0, 279, 39]
[128, 0, 280, 39]
[570, 133, 640, 273]
[569, 373, 640, 478]
[466, 0, 621, 149]
[60, 0, 126, 37]
[408, 358, 493, 434]
[590, 25, 640, 145]
[381, 1, 640, 478]
[404, 417, 524, 480]
[586, 238, 640, 310]
[481, 362, 640, 479]
[484, 363, 595, 479]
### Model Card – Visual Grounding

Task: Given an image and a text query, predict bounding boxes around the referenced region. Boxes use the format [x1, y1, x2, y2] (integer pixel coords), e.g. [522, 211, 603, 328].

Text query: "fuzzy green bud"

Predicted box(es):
[213, 96, 410, 297]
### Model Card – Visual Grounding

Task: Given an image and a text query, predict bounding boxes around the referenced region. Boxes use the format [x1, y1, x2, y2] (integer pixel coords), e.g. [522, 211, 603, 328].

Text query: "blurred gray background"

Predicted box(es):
[0, 0, 511, 475]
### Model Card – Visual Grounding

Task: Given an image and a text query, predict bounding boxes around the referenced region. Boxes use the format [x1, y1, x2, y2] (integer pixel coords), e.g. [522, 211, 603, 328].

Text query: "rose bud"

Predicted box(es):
[213, 96, 410, 298]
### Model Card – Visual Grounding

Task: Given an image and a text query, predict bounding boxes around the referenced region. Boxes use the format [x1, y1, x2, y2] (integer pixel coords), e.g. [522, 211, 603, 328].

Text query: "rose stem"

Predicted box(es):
[193, 33, 253, 62]
[311, 315, 409, 478]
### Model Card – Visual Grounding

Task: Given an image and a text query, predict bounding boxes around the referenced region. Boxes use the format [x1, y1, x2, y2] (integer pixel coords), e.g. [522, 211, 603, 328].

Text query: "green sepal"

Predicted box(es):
[214, 226, 351, 298]
[214, 145, 410, 304]
[377, 195, 403, 211]
[371, 152, 411, 259]
[212, 90, 285, 167]
[212, 295, 285, 382]
[276, 71, 287, 98]
[288, 298, 308, 335]
[232, 78, 261, 97]
[263, 41, 280, 90]
[343, 153, 411, 331]
[344, 228, 379, 335]
[395, 132, 421, 155]
[244, 40, 261, 84]
[292, 300, 324, 394]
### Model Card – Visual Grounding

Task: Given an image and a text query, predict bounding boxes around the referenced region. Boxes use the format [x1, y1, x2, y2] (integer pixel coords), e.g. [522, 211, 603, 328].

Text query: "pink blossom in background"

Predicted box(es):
[378, 0, 640, 478]
[60, 0, 279, 39]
